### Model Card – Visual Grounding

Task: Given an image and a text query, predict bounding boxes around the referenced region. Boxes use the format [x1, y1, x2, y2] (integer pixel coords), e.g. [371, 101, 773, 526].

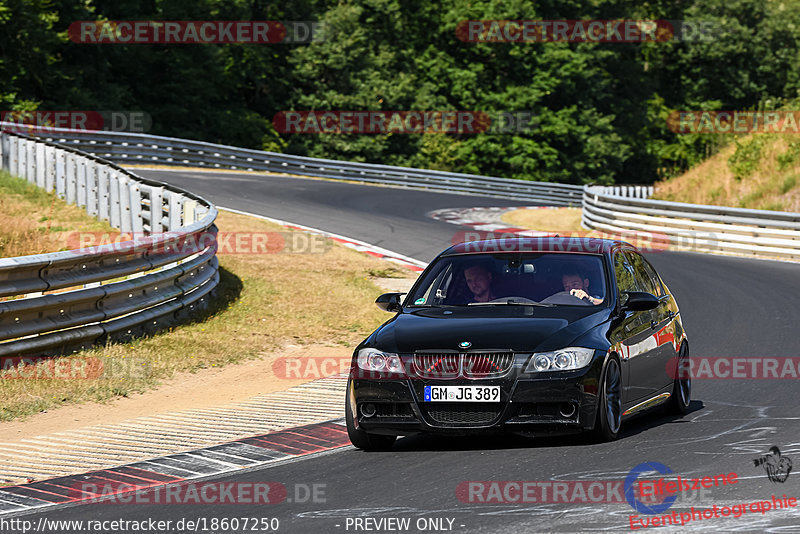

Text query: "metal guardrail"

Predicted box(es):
[0, 123, 594, 205]
[582, 185, 800, 260]
[0, 130, 219, 358]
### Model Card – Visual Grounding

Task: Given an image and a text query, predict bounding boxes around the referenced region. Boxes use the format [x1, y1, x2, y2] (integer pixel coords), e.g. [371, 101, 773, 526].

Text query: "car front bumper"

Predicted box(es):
[350, 355, 604, 436]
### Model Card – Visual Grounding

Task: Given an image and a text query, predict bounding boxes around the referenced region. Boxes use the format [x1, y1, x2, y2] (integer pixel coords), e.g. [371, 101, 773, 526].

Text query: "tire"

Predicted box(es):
[592, 356, 622, 442]
[667, 343, 691, 415]
[345, 380, 396, 451]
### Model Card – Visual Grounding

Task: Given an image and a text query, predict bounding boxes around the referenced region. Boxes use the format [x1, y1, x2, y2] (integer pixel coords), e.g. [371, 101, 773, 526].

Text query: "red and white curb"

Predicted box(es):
[0, 375, 350, 485]
[0, 419, 350, 516]
[221, 207, 427, 272]
[428, 206, 556, 237]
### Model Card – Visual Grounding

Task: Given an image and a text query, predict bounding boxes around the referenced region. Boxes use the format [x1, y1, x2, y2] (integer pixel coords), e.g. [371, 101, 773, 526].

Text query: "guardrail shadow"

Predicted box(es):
[175, 265, 242, 326]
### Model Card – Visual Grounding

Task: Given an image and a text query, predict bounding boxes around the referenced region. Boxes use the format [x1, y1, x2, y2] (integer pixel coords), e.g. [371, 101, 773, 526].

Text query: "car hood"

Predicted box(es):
[370, 306, 611, 353]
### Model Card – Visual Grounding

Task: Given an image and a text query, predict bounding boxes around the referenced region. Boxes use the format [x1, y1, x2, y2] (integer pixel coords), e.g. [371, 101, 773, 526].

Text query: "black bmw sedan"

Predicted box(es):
[346, 237, 690, 450]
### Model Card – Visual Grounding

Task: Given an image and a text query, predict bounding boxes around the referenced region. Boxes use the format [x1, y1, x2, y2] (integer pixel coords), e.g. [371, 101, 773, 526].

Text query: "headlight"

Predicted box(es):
[532, 355, 550, 372]
[525, 348, 594, 373]
[357, 348, 405, 375]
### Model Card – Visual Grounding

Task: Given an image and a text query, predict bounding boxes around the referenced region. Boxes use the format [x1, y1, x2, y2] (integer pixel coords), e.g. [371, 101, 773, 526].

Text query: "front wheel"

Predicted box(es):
[345, 380, 396, 451]
[667, 343, 691, 415]
[592, 356, 622, 442]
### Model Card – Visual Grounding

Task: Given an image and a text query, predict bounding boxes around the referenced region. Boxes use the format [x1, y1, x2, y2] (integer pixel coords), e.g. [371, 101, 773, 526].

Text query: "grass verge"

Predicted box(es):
[501, 207, 584, 232]
[0, 170, 116, 257]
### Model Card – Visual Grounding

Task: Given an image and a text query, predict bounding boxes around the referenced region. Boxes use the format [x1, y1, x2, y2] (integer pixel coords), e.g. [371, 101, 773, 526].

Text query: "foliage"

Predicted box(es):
[728, 136, 768, 181]
[2, 0, 800, 184]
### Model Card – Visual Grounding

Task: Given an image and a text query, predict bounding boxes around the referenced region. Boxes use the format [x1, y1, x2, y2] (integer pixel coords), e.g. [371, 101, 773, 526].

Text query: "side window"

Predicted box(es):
[625, 251, 658, 295]
[613, 251, 637, 294]
[641, 258, 665, 298]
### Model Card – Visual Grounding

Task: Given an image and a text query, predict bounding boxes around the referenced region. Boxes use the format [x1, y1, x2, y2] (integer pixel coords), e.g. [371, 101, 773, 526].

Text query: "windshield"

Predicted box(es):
[407, 253, 608, 307]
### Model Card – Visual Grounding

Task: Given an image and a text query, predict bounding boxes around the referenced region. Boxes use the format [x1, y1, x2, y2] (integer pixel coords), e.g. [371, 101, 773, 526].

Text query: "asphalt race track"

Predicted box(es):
[17, 169, 800, 533]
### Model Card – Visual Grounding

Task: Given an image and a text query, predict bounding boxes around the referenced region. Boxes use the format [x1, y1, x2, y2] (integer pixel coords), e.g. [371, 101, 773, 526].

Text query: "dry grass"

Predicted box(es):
[0, 171, 116, 258]
[653, 135, 800, 212]
[0, 209, 418, 421]
[501, 207, 585, 232]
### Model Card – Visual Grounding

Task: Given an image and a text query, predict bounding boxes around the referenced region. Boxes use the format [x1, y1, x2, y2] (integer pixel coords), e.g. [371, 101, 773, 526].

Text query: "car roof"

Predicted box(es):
[442, 236, 631, 256]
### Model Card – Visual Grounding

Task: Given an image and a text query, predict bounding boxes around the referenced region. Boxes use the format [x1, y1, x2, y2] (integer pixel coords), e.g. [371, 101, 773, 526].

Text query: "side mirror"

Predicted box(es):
[620, 291, 659, 311]
[375, 292, 404, 312]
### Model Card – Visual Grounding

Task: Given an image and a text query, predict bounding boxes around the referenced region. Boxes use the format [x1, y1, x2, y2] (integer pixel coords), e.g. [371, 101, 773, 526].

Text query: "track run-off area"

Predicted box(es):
[5, 168, 800, 533]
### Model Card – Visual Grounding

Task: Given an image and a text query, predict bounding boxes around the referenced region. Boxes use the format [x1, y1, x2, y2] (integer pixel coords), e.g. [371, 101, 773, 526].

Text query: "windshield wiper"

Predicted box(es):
[468, 299, 554, 307]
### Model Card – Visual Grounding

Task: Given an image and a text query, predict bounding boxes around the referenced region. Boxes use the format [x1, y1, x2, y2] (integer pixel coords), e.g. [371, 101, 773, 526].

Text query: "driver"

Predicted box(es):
[562, 268, 602, 305]
[464, 263, 496, 303]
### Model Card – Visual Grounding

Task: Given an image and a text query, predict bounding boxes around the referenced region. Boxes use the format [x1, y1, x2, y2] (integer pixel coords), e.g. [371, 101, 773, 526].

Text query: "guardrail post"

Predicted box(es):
[65, 152, 77, 204]
[9, 135, 19, 175]
[11, 135, 21, 176]
[1, 132, 8, 171]
[118, 173, 132, 232]
[129, 180, 143, 233]
[98, 166, 110, 222]
[44, 145, 55, 192]
[35, 142, 46, 188]
[109, 171, 121, 228]
[25, 139, 35, 183]
[16, 137, 26, 180]
[183, 200, 198, 225]
[86, 162, 98, 216]
[168, 191, 183, 230]
[55, 148, 66, 198]
[150, 186, 164, 233]
[77, 157, 88, 208]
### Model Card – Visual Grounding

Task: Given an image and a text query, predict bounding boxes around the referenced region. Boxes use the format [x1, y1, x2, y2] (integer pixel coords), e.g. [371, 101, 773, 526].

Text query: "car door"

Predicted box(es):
[624, 250, 675, 396]
[611, 249, 659, 403]
[639, 255, 679, 390]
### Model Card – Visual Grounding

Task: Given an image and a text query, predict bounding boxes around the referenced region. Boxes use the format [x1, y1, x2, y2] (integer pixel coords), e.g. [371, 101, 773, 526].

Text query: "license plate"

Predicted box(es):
[423, 385, 500, 402]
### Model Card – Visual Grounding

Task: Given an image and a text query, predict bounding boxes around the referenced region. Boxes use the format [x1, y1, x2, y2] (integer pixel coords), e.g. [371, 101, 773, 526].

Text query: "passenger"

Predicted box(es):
[561, 268, 602, 305]
[464, 263, 496, 303]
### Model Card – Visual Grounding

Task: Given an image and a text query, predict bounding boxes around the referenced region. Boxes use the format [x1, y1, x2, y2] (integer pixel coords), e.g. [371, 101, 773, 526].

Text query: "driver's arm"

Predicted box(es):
[569, 288, 601, 305]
